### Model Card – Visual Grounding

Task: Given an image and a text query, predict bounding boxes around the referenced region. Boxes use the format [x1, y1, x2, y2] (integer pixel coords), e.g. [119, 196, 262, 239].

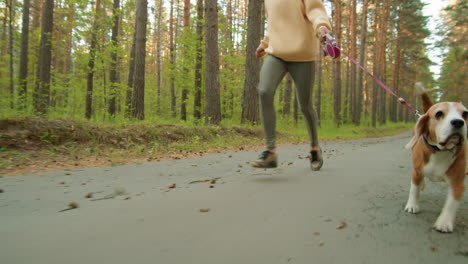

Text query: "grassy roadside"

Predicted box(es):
[0, 117, 413, 176]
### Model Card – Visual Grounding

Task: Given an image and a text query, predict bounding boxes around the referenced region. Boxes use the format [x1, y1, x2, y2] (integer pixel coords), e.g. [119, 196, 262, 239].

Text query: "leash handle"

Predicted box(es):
[321, 34, 341, 59]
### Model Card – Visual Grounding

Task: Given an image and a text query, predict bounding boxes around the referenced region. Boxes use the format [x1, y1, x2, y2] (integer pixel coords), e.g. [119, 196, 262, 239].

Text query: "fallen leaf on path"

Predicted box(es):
[313, 232, 320, 236]
[59, 202, 79, 212]
[318, 242, 325, 247]
[336, 222, 347, 229]
[85, 192, 93, 198]
[430, 246, 437, 252]
[199, 208, 210, 213]
[168, 184, 176, 189]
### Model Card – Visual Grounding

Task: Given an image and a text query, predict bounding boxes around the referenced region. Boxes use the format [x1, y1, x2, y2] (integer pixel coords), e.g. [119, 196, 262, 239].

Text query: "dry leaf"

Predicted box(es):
[85, 192, 93, 198]
[336, 222, 347, 229]
[199, 208, 210, 213]
[169, 184, 176, 189]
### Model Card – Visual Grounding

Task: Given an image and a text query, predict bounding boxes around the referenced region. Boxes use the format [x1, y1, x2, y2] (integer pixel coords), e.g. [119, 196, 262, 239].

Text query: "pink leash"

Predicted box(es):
[321, 34, 421, 117]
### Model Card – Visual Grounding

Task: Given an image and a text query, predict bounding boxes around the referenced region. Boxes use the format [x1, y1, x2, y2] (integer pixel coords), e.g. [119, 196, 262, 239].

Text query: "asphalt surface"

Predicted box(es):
[1, 131, 467, 264]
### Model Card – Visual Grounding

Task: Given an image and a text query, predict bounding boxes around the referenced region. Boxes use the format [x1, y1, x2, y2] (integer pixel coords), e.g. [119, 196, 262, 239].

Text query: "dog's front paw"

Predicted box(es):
[404, 201, 420, 214]
[434, 215, 455, 233]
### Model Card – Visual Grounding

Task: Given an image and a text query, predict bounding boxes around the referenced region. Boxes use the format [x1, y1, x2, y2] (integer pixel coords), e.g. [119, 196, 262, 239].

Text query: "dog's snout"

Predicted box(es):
[451, 119, 465, 129]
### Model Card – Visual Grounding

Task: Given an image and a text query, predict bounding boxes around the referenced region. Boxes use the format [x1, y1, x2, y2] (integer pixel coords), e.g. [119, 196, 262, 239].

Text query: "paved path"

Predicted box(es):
[1, 131, 467, 264]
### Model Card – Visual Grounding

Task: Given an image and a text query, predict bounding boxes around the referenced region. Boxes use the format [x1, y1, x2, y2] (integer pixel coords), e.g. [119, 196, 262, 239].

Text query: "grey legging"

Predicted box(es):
[258, 55, 318, 150]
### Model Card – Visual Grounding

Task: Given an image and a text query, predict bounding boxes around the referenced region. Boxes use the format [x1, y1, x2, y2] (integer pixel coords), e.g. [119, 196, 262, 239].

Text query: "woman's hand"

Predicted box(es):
[318, 26, 331, 41]
[256, 47, 266, 58]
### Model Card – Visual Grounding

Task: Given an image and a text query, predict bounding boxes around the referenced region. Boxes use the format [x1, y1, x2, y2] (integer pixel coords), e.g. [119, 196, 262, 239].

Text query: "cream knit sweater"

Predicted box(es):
[258, 0, 332, 62]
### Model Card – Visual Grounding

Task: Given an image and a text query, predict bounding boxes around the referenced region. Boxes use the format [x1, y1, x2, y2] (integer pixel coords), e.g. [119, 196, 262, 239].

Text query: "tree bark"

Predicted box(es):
[8, 0, 14, 108]
[180, 0, 190, 121]
[85, 0, 101, 120]
[204, 0, 221, 124]
[333, 0, 342, 126]
[108, 0, 121, 117]
[19, 0, 31, 109]
[241, 0, 262, 124]
[156, 0, 163, 114]
[356, 0, 368, 125]
[349, 0, 357, 124]
[131, 0, 148, 120]
[33, 0, 54, 115]
[193, 0, 203, 120]
[169, 0, 176, 117]
[126, 32, 136, 117]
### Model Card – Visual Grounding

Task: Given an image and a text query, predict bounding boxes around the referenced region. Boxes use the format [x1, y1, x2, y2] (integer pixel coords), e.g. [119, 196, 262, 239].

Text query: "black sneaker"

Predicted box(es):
[251, 150, 278, 168]
[310, 148, 323, 171]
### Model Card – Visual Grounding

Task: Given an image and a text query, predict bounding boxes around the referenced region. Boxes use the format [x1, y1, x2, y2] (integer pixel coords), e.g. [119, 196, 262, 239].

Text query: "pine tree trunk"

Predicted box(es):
[19, 0, 31, 109]
[8, 0, 14, 109]
[33, 0, 54, 115]
[333, 0, 342, 126]
[85, 0, 101, 120]
[204, 0, 221, 124]
[126, 32, 136, 117]
[378, 0, 390, 125]
[241, 0, 262, 124]
[156, 0, 163, 114]
[108, 0, 121, 117]
[356, 0, 368, 125]
[193, 0, 203, 120]
[169, 0, 176, 117]
[61, 2, 74, 107]
[131, 0, 148, 120]
[180, 0, 190, 121]
[350, 0, 357, 124]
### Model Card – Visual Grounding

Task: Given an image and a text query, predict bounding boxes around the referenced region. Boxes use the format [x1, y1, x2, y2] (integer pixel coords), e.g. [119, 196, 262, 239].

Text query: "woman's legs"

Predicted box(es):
[288, 61, 319, 148]
[258, 55, 288, 151]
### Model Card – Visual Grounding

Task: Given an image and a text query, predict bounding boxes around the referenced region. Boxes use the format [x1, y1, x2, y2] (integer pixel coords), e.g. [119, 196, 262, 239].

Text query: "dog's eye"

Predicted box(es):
[463, 111, 468, 120]
[435, 111, 444, 119]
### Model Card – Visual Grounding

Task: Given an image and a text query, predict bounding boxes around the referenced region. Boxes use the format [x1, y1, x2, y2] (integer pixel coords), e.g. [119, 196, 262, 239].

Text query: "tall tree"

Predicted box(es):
[332, 0, 342, 126]
[241, 0, 262, 124]
[85, 0, 102, 119]
[126, 32, 136, 117]
[156, 0, 163, 114]
[180, 0, 190, 121]
[349, 0, 357, 124]
[193, 0, 203, 120]
[33, 0, 54, 115]
[169, 0, 176, 117]
[355, 0, 368, 125]
[108, 0, 121, 117]
[131, 0, 148, 120]
[204, 0, 221, 124]
[8, 0, 14, 108]
[19, 0, 31, 109]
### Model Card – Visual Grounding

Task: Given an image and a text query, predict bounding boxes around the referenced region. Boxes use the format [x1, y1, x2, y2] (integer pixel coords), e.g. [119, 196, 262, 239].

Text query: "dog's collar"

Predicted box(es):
[422, 135, 460, 154]
[422, 135, 442, 152]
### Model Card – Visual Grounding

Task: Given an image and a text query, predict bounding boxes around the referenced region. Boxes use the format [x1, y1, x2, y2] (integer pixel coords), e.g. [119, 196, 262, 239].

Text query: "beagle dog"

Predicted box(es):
[404, 83, 467, 232]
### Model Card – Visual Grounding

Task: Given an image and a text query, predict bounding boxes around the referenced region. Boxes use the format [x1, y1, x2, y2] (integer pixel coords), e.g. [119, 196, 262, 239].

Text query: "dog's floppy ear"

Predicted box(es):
[405, 114, 430, 149]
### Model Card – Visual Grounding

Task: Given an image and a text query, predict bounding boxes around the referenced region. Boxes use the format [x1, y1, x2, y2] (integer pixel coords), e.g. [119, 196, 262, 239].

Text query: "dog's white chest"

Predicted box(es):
[422, 152, 456, 182]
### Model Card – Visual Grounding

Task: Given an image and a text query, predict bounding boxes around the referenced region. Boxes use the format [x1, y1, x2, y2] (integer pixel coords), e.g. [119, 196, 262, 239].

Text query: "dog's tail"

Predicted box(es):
[415, 82, 433, 114]
[406, 83, 434, 150]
